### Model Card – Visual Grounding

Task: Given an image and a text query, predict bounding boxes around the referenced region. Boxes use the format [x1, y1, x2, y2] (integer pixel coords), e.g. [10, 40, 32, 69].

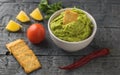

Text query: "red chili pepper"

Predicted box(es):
[59, 48, 110, 70]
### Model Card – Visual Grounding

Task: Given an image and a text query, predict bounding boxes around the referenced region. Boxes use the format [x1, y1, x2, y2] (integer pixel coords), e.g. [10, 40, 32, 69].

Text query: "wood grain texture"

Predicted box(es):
[0, 0, 119, 75]
[0, 56, 120, 75]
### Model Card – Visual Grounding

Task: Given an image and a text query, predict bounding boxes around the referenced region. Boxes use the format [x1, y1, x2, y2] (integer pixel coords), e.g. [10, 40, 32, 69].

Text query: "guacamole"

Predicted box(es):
[50, 8, 93, 42]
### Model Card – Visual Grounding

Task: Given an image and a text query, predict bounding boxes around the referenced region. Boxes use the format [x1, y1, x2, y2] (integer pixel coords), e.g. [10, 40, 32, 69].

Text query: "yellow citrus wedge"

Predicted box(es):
[30, 8, 43, 21]
[6, 20, 22, 32]
[16, 11, 30, 22]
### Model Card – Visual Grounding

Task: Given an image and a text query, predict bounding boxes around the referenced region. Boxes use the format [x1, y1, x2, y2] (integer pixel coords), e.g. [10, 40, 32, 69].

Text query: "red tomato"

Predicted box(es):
[27, 23, 45, 44]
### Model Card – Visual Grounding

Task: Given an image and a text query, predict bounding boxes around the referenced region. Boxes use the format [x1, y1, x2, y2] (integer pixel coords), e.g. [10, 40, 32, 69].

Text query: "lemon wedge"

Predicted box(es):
[16, 11, 30, 22]
[30, 8, 43, 21]
[6, 20, 22, 32]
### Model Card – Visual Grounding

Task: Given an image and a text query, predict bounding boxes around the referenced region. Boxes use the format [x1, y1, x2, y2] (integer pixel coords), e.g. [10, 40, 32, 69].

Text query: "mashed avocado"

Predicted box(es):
[50, 8, 93, 42]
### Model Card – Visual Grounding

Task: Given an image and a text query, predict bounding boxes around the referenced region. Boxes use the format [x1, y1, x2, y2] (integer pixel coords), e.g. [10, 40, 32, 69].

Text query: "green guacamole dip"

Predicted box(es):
[50, 8, 93, 42]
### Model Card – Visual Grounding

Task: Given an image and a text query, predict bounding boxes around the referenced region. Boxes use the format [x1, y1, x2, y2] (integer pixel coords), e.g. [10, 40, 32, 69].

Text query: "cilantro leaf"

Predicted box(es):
[39, 0, 62, 19]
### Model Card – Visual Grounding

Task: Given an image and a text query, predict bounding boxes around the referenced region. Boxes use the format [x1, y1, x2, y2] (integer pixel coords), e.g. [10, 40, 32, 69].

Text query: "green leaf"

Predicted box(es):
[38, 0, 63, 19]
[40, 0, 48, 5]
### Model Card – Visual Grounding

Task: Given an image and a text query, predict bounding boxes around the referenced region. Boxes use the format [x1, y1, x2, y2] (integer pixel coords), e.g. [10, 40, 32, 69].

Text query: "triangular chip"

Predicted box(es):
[16, 11, 30, 22]
[30, 8, 43, 21]
[63, 10, 78, 25]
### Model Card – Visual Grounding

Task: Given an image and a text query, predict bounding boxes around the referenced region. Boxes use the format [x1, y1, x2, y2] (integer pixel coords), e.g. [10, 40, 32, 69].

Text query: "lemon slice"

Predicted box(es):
[6, 20, 22, 32]
[16, 11, 30, 22]
[30, 8, 43, 21]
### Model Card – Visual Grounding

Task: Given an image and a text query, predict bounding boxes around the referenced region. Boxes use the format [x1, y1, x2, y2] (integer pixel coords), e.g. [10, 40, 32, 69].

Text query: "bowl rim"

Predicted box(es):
[48, 8, 97, 44]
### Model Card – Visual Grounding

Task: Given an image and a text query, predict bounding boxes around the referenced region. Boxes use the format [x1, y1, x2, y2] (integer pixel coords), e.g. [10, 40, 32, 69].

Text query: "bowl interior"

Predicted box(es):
[48, 8, 97, 44]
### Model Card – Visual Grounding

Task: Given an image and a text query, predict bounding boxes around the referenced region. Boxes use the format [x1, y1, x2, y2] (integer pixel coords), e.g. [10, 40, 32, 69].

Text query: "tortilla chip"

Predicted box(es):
[63, 10, 78, 25]
[6, 39, 41, 73]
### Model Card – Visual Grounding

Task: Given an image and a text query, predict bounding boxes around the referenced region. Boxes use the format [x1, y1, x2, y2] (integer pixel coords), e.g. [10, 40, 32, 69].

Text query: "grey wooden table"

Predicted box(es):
[0, 0, 120, 75]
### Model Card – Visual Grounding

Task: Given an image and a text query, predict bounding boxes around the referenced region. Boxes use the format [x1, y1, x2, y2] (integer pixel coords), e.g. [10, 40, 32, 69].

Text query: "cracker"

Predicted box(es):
[6, 39, 41, 73]
[6, 39, 24, 53]
[63, 10, 78, 25]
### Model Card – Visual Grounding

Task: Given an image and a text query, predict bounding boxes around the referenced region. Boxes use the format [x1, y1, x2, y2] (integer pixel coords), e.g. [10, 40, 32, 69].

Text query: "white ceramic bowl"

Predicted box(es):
[48, 8, 97, 52]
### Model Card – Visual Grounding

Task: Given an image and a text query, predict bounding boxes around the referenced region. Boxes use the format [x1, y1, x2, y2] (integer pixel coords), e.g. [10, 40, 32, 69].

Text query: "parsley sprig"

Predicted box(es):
[39, 0, 62, 19]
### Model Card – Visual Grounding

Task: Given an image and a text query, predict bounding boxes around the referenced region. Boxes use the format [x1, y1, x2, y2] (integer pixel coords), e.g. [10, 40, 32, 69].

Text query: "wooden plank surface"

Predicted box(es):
[0, 0, 119, 75]
[0, 56, 120, 75]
